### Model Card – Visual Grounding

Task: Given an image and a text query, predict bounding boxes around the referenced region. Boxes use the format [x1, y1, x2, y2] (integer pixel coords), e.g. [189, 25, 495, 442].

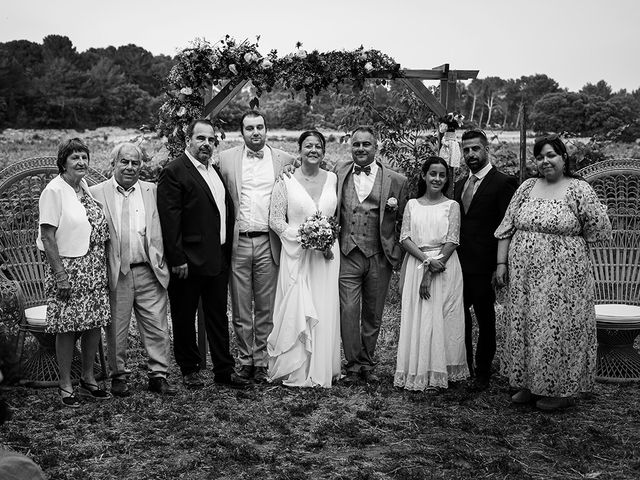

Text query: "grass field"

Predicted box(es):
[1, 128, 640, 479]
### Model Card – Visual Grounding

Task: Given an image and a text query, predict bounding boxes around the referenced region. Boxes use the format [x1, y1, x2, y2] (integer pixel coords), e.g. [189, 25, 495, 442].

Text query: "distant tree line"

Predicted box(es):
[1, 36, 639, 140]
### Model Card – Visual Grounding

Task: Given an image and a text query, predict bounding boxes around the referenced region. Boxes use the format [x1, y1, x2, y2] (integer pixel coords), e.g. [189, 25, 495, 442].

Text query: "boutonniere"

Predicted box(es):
[385, 197, 398, 211]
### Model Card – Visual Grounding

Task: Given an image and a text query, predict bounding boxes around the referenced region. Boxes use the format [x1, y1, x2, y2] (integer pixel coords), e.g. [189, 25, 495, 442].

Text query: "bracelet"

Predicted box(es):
[54, 270, 68, 280]
[497, 262, 508, 266]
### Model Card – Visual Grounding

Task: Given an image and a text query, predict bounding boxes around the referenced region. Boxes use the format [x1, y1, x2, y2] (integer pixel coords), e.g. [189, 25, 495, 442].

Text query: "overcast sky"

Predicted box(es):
[1, 0, 638, 92]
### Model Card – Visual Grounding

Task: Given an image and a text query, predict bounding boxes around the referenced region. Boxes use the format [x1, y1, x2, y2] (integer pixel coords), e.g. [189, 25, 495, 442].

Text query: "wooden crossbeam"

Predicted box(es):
[201, 66, 478, 120]
[400, 78, 447, 117]
[203, 78, 249, 118]
[402, 69, 478, 80]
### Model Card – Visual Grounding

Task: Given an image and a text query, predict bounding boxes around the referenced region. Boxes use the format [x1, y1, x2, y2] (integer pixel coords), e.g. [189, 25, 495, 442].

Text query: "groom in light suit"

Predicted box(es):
[91, 143, 176, 396]
[219, 111, 295, 383]
[336, 126, 408, 384]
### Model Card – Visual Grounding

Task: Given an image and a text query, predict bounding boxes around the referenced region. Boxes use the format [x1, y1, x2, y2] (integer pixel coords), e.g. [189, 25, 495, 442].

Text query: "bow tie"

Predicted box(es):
[247, 149, 264, 159]
[354, 164, 371, 176]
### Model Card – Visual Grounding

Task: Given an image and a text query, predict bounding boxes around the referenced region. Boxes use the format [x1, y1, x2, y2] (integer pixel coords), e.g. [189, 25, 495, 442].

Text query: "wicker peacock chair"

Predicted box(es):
[577, 158, 640, 382]
[0, 156, 108, 387]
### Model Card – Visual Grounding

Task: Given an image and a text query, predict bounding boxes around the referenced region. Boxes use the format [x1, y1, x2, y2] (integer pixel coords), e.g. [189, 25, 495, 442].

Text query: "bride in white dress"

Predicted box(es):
[267, 130, 341, 387]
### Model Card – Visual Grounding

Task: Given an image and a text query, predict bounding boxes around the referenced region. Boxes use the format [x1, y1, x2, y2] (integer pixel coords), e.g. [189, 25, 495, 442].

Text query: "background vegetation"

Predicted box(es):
[2, 36, 640, 142]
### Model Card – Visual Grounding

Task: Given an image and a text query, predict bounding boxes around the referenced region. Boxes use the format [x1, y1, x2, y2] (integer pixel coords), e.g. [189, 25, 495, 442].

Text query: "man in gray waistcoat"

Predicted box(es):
[335, 126, 408, 383]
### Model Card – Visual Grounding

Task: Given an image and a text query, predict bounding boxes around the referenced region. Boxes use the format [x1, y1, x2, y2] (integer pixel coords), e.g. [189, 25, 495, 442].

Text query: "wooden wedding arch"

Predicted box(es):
[158, 38, 478, 158]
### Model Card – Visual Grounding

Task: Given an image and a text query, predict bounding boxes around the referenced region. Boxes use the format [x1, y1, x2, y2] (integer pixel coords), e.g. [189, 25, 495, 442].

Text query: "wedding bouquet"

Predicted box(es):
[297, 211, 340, 252]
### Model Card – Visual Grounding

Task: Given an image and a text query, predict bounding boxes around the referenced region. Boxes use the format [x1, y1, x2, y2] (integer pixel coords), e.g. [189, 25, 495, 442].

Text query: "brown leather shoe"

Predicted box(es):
[536, 396, 576, 411]
[236, 365, 254, 380]
[511, 388, 532, 404]
[148, 377, 177, 395]
[361, 370, 381, 383]
[253, 366, 269, 384]
[341, 371, 360, 385]
[111, 378, 132, 397]
[215, 372, 252, 388]
[183, 371, 205, 389]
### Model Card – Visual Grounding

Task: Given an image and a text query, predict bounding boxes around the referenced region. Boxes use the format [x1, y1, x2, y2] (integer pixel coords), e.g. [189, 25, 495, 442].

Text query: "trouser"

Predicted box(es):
[106, 264, 171, 379]
[462, 272, 496, 378]
[167, 269, 234, 378]
[229, 234, 277, 368]
[339, 249, 392, 373]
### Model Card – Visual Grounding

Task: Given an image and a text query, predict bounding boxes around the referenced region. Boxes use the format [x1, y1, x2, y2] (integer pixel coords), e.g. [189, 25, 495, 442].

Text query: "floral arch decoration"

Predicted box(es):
[158, 36, 403, 159]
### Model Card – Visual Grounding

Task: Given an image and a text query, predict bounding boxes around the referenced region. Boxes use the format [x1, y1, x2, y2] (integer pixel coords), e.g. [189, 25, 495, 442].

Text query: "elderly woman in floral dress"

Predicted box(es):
[37, 138, 111, 407]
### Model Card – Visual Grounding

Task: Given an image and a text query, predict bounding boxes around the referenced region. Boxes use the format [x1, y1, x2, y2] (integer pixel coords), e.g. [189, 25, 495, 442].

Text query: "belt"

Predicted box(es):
[238, 231, 268, 238]
[130, 262, 149, 269]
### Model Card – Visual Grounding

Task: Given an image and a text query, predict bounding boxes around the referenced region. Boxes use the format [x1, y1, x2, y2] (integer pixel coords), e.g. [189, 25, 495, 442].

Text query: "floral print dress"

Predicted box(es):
[45, 192, 111, 334]
[494, 178, 611, 396]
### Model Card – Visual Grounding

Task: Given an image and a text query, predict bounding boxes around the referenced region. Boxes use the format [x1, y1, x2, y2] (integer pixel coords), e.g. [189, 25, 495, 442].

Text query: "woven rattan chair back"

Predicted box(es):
[0, 156, 107, 307]
[577, 158, 640, 306]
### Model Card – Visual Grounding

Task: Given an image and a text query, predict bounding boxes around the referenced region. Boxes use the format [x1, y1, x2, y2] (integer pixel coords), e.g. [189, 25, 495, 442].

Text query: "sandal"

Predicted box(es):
[78, 379, 112, 400]
[59, 386, 81, 408]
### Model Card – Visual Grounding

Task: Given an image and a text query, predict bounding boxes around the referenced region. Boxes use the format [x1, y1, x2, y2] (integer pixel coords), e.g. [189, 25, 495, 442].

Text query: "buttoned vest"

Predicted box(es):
[340, 169, 383, 257]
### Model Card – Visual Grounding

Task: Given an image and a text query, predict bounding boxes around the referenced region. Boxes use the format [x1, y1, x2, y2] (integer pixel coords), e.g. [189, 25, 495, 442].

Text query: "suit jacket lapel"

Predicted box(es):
[103, 182, 119, 242]
[473, 168, 495, 199]
[140, 182, 154, 249]
[182, 155, 217, 208]
[379, 163, 391, 226]
[336, 161, 353, 212]
[233, 146, 243, 203]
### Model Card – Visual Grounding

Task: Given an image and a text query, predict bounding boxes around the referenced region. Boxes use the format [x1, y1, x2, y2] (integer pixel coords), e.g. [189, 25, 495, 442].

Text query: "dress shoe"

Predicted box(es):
[511, 388, 532, 404]
[110, 378, 132, 397]
[360, 370, 381, 383]
[536, 396, 576, 412]
[341, 371, 360, 385]
[77, 379, 112, 400]
[215, 372, 252, 388]
[236, 365, 254, 380]
[469, 375, 490, 392]
[183, 371, 205, 389]
[253, 366, 269, 384]
[148, 377, 177, 395]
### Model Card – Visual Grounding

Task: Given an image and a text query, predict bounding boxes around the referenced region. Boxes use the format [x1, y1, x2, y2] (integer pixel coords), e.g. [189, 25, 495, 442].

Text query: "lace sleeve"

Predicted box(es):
[269, 178, 289, 237]
[399, 199, 413, 242]
[445, 201, 460, 245]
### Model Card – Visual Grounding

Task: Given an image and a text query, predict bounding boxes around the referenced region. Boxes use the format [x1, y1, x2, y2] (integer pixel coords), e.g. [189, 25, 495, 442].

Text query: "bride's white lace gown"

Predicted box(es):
[267, 173, 341, 387]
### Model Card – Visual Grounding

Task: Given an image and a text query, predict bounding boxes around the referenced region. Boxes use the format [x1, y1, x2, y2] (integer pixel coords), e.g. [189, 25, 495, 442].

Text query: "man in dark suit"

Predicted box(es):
[157, 119, 249, 389]
[455, 129, 518, 390]
[336, 126, 408, 384]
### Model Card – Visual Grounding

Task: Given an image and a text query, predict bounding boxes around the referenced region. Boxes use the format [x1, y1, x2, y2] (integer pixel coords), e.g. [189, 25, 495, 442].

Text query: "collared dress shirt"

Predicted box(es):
[185, 149, 227, 245]
[238, 146, 274, 233]
[353, 161, 380, 203]
[462, 161, 493, 200]
[112, 177, 148, 265]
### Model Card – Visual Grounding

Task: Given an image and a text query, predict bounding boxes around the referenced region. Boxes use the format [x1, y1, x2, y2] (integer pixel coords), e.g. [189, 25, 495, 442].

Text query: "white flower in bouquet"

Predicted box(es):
[296, 211, 340, 252]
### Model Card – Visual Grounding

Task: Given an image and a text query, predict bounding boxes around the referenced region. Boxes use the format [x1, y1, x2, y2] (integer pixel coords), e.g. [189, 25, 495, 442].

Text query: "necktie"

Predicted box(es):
[120, 191, 131, 275]
[354, 164, 371, 175]
[247, 149, 264, 159]
[462, 175, 478, 213]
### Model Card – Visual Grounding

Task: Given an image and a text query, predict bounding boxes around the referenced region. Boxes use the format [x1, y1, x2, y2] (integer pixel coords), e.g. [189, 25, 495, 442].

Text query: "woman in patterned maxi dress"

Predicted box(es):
[494, 135, 611, 411]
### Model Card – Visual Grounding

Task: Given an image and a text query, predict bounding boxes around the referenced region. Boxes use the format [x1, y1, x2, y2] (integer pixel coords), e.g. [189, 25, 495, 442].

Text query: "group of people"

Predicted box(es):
[36, 111, 612, 412]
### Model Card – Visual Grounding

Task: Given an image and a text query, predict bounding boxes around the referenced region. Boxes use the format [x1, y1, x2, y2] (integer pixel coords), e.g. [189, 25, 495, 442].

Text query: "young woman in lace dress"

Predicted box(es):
[267, 130, 341, 387]
[394, 157, 468, 392]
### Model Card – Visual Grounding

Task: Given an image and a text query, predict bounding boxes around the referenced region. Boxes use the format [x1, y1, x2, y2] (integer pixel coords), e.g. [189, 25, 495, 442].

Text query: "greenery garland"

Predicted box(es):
[158, 36, 403, 159]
